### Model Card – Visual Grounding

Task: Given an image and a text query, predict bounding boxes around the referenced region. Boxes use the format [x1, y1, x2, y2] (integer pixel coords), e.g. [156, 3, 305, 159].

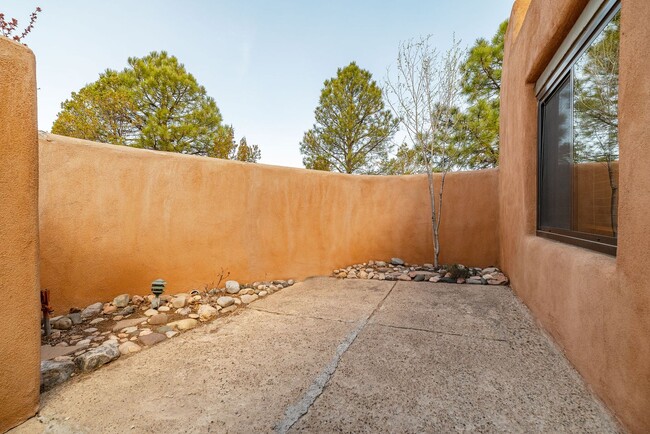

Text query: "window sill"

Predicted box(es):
[536, 229, 617, 256]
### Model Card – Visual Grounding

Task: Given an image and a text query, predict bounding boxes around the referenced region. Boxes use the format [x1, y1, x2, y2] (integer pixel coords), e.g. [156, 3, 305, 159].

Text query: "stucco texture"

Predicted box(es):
[500, 0, 650, 432]
[0, 38, 41, 432]
[39, 134, 499, 314]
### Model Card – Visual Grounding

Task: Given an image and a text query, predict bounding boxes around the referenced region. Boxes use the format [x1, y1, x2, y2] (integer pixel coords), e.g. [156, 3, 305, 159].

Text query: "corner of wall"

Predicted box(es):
[0, 37, 41, 433]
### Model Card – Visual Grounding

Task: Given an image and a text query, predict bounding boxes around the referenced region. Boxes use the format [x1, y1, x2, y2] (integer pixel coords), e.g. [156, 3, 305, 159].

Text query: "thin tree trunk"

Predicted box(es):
[434, 171, 447, 267]
[426, 168, 438, 267]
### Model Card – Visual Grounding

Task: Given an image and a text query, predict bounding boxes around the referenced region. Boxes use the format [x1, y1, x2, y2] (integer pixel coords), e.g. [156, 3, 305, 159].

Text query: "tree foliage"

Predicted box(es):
[300, 62, 398, 174]
[209, 125, 261, 162]
[380, 143, 422, 175]
[456, 20, 507, 169]
[573, 12, 620, 236]
[385, 36, 464, 266]
[383, 21, 507, 174]
[52, 51, 260, 162]
[573, 13, 619, 164]
[234, 137, 262, 163]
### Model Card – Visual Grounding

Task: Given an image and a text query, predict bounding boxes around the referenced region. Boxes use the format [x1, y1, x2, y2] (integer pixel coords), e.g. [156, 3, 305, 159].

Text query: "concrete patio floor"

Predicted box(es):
[13, 277, 619, 433]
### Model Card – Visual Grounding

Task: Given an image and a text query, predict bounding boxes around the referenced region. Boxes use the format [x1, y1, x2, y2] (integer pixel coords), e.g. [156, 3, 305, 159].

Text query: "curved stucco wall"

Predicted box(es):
[39, 134, 500, 313]
[500, 0, 650, 432]
[0, 38, 40, 432]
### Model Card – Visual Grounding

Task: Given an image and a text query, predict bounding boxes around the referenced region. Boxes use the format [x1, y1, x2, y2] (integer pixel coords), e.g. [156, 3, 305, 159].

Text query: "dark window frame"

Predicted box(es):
[536, 0, 621, 256]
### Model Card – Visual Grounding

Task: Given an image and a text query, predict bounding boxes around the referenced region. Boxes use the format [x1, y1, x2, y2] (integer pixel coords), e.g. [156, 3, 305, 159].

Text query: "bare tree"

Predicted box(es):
[385, 36, 463, 267]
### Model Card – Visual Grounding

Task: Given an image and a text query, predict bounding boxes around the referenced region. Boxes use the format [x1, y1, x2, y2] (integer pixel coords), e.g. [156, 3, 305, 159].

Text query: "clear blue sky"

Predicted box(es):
[5, 1, 513, 167]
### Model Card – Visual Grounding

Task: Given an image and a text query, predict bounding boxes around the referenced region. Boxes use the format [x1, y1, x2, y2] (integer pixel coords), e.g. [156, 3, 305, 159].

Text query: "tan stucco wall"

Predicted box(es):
[500, 0, 650, 432]
[0, 38, 41, 432]
[39, 134, 500, 314]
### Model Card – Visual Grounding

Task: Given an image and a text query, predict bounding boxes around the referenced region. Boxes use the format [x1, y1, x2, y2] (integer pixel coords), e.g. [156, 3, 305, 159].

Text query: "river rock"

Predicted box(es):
[217, 296, 235, 308]
[118, 341, 142, 355]
[112, 317, 146, 332]
[131, 295, 144, 304]
[391, 258, 405, 266]
[220, 305, 237, 314]
[168, 319, 198, 331]
[240, 294, 258, 304]
[482, 267, 499, 275]
[113, 294, 130, 308]
[172, 296, 187, 308]
[144, 308, 158, 317]
[487, 273, 509, 285]
[74, 341, 120, 372]
[68, 312, 82, 324]
[81, 302, 103, 319]
[176, 307, 191, 316]
[41, 360, 76, 392]
[116, 306, 135, 316]
[138, 332, 166, 346]
[52, 317, 73, 330]
[225, 281, 240, 294]
[148, 313, 168, 325]
[198, 304, 218, 321]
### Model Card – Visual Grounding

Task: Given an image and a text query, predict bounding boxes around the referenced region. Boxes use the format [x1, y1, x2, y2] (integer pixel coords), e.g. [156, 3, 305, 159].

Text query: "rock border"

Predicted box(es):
[40, 279, 295, 392]
[332, 258, 509, 285]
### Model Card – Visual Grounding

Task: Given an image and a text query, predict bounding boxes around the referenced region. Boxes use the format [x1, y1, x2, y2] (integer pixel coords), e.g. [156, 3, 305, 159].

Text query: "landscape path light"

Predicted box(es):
[151, 278, 166, 309]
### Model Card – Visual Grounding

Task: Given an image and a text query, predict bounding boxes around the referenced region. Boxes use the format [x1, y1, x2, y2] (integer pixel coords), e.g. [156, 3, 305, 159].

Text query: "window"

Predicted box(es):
[536, 0, 620, 255]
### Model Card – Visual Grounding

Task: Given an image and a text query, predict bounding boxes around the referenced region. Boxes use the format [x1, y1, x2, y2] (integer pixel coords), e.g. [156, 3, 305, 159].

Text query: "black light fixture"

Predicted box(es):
[151, 278, 166, 309]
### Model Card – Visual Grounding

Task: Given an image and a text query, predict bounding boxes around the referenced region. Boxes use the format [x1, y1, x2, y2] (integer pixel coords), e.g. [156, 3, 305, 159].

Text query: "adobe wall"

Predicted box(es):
[500, 0, 649, 432]
[39, 134, 500, 313]
[0, 39, 41, 432]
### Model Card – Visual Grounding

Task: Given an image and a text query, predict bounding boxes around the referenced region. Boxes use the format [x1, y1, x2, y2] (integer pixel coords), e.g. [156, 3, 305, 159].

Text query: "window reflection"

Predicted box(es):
[573, 12, 620, 237]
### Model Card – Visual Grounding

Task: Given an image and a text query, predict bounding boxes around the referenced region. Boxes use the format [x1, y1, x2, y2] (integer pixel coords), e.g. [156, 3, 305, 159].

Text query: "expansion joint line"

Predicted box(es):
[372, 322, 510, 343]
[274, 282, 397, 434]
[250, 307, 354, 325]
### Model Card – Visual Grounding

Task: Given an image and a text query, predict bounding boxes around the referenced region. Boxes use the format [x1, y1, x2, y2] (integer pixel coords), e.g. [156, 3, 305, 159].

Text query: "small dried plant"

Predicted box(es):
[0, 6, 42, 43]
[215, 267, 230, 288]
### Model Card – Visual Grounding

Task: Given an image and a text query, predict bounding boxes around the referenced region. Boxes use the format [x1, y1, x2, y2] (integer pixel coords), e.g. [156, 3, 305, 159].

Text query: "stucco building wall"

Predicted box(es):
[500, 0, 649, 432]
[0, 39, 41, 432]
[39, 134, 500, 314]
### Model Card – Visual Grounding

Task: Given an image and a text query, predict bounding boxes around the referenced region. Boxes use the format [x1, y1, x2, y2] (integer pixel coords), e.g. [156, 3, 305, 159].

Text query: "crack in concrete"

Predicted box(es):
[274, 282, 397, 434]
[369, 321, 510, 343]
[249, 307, 355, 325]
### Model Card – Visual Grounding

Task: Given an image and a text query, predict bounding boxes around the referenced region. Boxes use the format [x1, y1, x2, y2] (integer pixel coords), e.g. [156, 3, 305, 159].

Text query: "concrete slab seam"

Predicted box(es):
[273, 282, 397, 433]
[370, 322, 510, 343]
[248, 307, 356, 324]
